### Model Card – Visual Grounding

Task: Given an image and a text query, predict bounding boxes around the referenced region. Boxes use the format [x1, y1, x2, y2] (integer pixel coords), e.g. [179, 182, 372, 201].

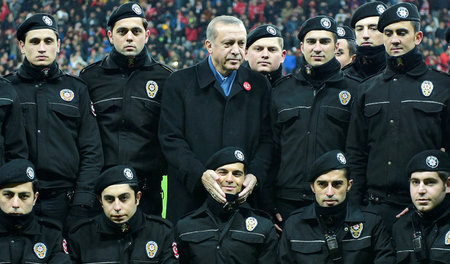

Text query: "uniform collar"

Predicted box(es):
[17, 58, 62, 81]
[100, 48, 156, 70]
[97, 208, 145, 235]
[295, 57, 344, 85]
[383, 46, 428, 80]
[0, 210, 40, 235]
[300, 202, 364, 223]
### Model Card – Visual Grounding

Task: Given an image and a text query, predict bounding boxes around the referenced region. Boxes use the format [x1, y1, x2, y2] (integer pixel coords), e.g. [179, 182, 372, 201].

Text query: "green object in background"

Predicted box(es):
[161, 175, 167, 218]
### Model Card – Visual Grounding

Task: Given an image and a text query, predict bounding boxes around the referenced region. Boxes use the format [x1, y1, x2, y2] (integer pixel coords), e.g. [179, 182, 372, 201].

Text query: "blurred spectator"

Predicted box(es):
[0, 0, 448, 74]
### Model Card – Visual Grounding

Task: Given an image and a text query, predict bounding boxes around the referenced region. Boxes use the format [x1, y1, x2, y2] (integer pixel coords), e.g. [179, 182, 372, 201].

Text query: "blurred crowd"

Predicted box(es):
[0, 0, 448, 75]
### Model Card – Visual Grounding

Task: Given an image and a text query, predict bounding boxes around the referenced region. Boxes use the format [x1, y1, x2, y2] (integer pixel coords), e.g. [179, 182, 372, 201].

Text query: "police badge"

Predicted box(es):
[396, 7, 409, 18]
[320, 17, 331, 29]
[146, 241, 158, 258]
[376, 4, 386, 15]
[34, 242, 47, 259]
[337, 27, 345, 37]
[42, 16, 53, 26]
[339, 91, 351, 106]
[146, 80, 158, 99]
[60, 89, 75, 102]
[123, 168, 134, 180]
[350, 223, 363, 239]
[246, 217, 258, 231]
[234, 150, 245, 161]
[26, 167, 35, 179]
[421, 80, 433, 97]
[445, 231, 450, 245]
[426, 156, 439, 169]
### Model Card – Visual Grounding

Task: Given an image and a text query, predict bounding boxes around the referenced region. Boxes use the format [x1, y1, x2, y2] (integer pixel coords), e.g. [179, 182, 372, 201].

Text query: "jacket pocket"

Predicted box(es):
[94, 99, 118, 114]
[277, 108, 300, 125]
[364, 104, 382, 118]
[290, 241, 324, 254]
[341, 236, 372, 251]
[50, 103, 80, 118]
[230, 231, 265, 244]
[179, 231, 215, 243]
[0, 98, 12, 120]
[326, 106, 350, 123]
[411, 102, 443, 114]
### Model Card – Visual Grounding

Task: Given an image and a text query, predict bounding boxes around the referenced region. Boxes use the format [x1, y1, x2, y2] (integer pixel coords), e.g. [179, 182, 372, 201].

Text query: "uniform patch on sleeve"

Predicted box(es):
[62, 239, 69, 254]
[172, 242, 179, 259]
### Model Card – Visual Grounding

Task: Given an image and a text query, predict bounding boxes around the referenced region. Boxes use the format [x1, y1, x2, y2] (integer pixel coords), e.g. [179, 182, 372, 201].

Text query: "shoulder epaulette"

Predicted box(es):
[289, 207, 306, 217]
[38, 217, 64, 231]
[250, 208, 273, 220]
[431, 68, 449, 76]
[158, 62, 174, 73]
[80, 60, 102, 75]
[144, 214, 174, 228]
[63, 74, 88, 85]
[272, 74, 293, 87]
[68, 218, 95, 234]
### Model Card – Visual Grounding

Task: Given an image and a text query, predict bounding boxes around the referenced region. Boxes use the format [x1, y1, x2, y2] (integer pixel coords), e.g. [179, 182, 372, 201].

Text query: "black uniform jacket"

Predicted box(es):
[346, 50, 450, 205]
[0, 213, 70, 263]
[159, 58, 272, 222]
[5, 66, 103, 207]
[79, 54, 172, 180]
[68, 209, 178, 263]
[393, 201, 450, 264]
[278, 203, 395, 263]
[175, 202, 278, 264]
[270, 59, 359, 202]
[0, 77, 28, 164]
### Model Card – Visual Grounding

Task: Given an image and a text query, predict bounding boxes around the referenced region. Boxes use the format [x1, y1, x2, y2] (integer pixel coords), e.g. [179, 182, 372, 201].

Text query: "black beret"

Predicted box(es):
[246, 24, 282, 49]
[297, 16, 337, 42]
[378, 3, 420, 32]
[309, 150, 348, 182]
[95, 165, 138, 194]
[406, 150, 450, 177]
[16, 13, 58, 41]
[337, 26, 356, 40]
[0, 159, 36, 189]
[107, 2, 145, 28]
[350, 1, 387, 28]
[445, 28, 450, 43]
[206, 147, 246, 171]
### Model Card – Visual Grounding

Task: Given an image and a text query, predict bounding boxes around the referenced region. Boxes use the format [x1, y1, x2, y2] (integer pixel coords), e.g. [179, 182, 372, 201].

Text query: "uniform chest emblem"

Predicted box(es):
[146, 80, 158, 99]
[445, 231, 450, 245]
[33, 242, 47, 259]
[350, 223, 363, 239]
[421, 80, 433, 97]
[146, 241, 158, 258]
[60, 89, 74, 102]
[339, 91, 351, 105]
[246, 217, 258, 231]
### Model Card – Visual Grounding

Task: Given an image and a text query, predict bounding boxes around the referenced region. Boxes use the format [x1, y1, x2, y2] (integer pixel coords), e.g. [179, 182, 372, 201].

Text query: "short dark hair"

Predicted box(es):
[347, 39, 357, 56]
[437, 171, 450, 184]
[411, 21, 420, 33]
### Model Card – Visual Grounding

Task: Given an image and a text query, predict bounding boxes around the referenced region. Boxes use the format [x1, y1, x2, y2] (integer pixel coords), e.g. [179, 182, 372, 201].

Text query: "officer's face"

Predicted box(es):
[336, 39, 354, 68]
[246, 37, 286, 73]
[0, 182, 38, 215]
[205, 22, 246, 76]
[108, 17, 149, 56]
[354, 16, 384, 47]
[216, 162, 245, 195]
[100, 184, 141, 224]
[301, 30, 337, 66]
[383, 21, 423, 56]
[410, 172, 449, 213]
[310, 169, 352, 207]
[19, 29, 60, 66]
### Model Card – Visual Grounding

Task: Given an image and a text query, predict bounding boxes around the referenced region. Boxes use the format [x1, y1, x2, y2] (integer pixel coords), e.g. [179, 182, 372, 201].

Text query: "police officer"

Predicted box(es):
[345, 1, 387, 82]
[175, 147, 277, 264]
[68, 165, 178, 263]
[5, 14, 103, 226]
[159, 16, 271, 222]
[0, 159, 70, 263]
[79, 2, 172, 216]
[393, 150, 450, 263]
[335, 26, 356, 69]
[244, 24, 286, 85]
[346, 3, 450, 230]
[0, 78, 28, 165]
[270, 16, 358, 230]
[278, 150, 395, 263]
